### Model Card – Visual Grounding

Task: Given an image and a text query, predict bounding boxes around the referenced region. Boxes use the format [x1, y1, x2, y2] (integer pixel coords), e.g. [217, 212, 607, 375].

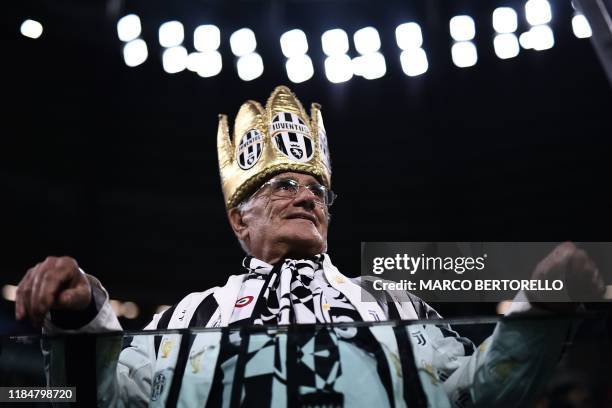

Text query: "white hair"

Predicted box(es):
[234, 200, 252, 254]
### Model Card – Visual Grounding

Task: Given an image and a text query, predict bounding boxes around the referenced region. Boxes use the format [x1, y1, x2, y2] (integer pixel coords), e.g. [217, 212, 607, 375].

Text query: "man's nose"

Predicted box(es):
[292, 186, 316, 210]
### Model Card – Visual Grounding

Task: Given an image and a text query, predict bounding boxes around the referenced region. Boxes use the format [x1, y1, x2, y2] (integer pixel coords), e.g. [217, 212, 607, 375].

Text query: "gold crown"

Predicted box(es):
[217, 85, 332, 208]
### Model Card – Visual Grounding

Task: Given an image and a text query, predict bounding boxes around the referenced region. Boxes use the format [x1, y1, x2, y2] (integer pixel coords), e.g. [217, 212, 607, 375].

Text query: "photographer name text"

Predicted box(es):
[372, 279, 564, 291]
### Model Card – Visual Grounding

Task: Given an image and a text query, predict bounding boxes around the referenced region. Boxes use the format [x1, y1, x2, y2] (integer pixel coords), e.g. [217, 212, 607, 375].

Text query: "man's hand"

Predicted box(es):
[529, 242, 605, 312]
[15, 256, 92, 327]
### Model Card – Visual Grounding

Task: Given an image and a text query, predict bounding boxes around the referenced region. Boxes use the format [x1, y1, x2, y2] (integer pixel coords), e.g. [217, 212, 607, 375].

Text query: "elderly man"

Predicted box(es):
[15, 86, 604, 407]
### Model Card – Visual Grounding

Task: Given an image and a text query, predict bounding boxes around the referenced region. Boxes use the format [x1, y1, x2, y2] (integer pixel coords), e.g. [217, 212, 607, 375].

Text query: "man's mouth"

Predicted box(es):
[286, 213, 317, 225]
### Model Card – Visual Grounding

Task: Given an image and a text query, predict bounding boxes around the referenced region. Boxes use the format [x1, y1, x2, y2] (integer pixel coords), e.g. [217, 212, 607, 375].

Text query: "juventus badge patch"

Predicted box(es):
[270, 112, 314, 162]
[236, 129, 263, 169]
[151, 372, 166, 401]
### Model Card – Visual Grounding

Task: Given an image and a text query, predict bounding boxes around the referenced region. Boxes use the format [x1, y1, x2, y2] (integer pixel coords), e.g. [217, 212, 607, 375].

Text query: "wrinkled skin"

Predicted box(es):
[227, 171, 329, 264]
[15, 256, 91, 327]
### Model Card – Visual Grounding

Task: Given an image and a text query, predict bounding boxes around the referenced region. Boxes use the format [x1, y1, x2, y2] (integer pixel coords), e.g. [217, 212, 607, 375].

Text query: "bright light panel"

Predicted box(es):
[187, 52, 203, 72]
[117, 14, 141, 42]
[352, 54, 385, 79]
[197, 51, 223, 77]
[492, 7, 518, 33]
[359, 52, 386, 79]
[529, 24, 554, 51]
[280, 29, 308, 58]
[286, 54, 314, 83]
[395, 22, 423, 50]
[324, 55, 353, 83]
[450, 15, 476, 41]
[237, 52, 264, 81]
[572, 14, 592, 38]
[351, 56, 365, 77]
[230, 28, 257, 57]
[194, 25, 220, 52]
[20, 19, 43, 39]
[519, 32, 533, 49]
[321, 29, 349, 56]
[451, 41, 478, 68]
[123, 39, 148, 67]
[353, 26, 381, 55]
[162, 46, 187, 74]
[494, 33, 519, 59]
[525, 0, 552, 26]
[400, 48, 428, 77]
[159, 21, 184, 48]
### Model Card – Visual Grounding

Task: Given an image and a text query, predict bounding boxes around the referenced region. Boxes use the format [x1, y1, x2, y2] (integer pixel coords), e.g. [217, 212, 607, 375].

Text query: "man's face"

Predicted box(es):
[230, 172, 329, 262]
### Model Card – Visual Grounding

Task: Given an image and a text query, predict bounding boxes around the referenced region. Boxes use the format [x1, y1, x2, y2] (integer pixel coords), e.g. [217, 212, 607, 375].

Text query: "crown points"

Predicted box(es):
[217, 85, 331, 208]
[217, 114, 233, 164]
[234, 100, 265, 143]
[266, 85, 308, 121]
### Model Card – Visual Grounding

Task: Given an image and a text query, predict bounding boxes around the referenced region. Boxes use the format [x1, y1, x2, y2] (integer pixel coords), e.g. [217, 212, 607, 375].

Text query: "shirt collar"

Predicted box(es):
[242, 254, 326, 275]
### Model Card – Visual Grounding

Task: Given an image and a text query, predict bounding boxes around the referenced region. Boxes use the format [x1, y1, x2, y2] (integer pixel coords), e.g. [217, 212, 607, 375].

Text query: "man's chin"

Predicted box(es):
[279, 235, 326, 258]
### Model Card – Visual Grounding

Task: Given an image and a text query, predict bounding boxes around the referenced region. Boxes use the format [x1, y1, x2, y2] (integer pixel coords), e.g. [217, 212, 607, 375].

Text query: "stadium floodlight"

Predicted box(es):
[237, 52, 264, 81]
[395, 22, 423, 50]
[280, 29, 309, 58]
[400, 48, 428, 77]
[117, 14, 141, 42]
[353, 26, 381, 55]
[197, 51, 223, 78]
[493, 33, 520, 59]
[529, 24, 554, 50]
[162, 46, 188, 74]
[355, 52, 386, 80]
[525, 0, 552, 26]
[159, 21, 184, 48]
[572, 14, 592, 38]
[20, 19, 43, 39]
[450, 15, 476, 42]
[187, 52, 204, 72]
[324, 54, 353, 83]
[352, 56, 365, 77]
[519, 32, 533, 49]
[286, 54, 314, 83]
[123, 39, 148, 67]
[194, 25, 221, 52]
[492, 7, 518, 34]
[230, 28, 257, 57]
[451, 41, 478, 68]
[321, 29, 349, 56]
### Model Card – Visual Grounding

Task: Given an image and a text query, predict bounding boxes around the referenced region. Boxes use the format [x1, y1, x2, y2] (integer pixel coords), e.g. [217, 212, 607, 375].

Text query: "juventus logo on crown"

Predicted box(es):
[217, 85, 332, 208]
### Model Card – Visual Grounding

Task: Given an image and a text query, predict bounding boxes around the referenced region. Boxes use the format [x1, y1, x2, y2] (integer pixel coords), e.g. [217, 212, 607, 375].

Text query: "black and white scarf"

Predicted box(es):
[229, 256, 362, 327]
[206, 256, 396, 408]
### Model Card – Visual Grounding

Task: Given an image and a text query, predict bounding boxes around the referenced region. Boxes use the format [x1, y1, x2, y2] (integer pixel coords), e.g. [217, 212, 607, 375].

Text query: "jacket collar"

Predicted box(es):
[215, 253, 405, 326]
[321, 254, 387, 322]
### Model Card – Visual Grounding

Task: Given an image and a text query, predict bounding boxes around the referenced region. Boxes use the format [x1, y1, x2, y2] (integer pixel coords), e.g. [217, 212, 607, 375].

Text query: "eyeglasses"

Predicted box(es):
[253, 177, 337, 207]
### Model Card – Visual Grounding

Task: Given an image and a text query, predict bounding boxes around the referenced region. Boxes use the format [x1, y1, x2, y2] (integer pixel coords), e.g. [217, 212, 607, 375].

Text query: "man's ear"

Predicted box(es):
[228, 207, 248, 239]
